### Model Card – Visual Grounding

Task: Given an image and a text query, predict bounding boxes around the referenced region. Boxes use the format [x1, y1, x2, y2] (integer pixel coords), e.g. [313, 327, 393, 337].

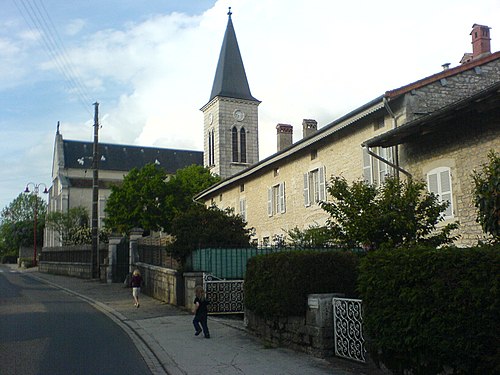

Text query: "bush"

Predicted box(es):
[358, 245, 500, 375]
[244, 250, 360, 318]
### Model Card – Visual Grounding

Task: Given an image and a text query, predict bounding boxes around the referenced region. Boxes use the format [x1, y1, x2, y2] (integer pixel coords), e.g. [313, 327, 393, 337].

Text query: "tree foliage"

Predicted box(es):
[104, 163, 170, 233]
[472, 150, 500, 243]
[0, 193, 47, 255]
[284, 224, 333, 248]
[168, 205, 251, 266]
[320, 176, 459, 250]
[45, 206, 89, 245]
[104, 163, 219, 234]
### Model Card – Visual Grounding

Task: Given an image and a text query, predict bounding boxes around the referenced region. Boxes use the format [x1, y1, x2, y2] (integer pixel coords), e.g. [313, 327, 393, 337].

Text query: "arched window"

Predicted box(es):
[232, 127, 238, 162]
[240, 127, 247, 163]
[208, 129, 215, 166]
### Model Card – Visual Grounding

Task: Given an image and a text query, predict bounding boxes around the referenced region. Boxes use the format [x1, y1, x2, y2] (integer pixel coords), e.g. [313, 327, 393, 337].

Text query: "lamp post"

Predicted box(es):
[24, 183, 48, 266]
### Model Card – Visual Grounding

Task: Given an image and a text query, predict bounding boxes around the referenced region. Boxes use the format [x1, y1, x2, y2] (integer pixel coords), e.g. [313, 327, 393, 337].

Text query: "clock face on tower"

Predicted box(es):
[233, 109, 245, 122]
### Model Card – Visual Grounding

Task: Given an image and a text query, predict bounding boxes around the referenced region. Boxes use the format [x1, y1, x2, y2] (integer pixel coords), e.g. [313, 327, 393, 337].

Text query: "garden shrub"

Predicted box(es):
[244, 250, 360, 318]
[358, 244, 499, 375]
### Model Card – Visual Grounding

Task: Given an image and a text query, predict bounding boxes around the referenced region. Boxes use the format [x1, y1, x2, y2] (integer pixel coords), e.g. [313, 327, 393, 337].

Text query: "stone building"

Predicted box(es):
[45, 127, 203, 246]
[196, 23, 500, 247]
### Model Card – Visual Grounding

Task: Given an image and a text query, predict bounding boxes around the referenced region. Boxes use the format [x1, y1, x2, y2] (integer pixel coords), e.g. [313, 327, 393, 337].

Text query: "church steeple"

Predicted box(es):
[209, 8, 258, 103]
[202, 8, 260, 179]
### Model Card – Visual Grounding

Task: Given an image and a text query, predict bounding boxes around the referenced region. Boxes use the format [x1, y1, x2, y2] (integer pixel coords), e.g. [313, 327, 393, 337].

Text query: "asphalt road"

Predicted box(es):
[0, 266, 152, 375]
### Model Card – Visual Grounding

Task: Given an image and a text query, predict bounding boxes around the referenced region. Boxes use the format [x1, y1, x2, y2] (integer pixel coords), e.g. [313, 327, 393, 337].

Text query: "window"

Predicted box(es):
[240, 184, 245, 192]
[239, 198, 247, 222]
[232, 127, 238, 162]
[303, 166, 326, 207]
[208, 129, 215, 166]
[268, 182, 286, 216]
[311, 149, 318, 160]
[427, 167, 453, 219]
[374, 116, 385, 130]
[240, 128, 247, 163]
[362, 147, 394, 186]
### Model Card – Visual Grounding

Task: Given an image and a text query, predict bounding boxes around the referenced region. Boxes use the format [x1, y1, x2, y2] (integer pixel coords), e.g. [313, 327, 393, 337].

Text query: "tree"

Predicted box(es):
[320, 176, 459, 250]
[164, 164, 220, 231]
[472, 150, 500, 243]
[45, 206, 91, 245]
[104, 163, 170, 233]
[168, 205, 251, 266]
[284, 224, 333, 248]
[104, 163, 220, 234]
[0, 193, 47, 255]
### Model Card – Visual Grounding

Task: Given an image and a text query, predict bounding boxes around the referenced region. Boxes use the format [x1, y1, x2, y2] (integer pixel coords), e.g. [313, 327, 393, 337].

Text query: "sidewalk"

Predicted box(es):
[8, 265, 381, 375]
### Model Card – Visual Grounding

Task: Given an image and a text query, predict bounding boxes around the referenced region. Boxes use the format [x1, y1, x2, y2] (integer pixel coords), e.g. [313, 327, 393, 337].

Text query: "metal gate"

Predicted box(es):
[115, 238, 129, 283]
[203, 273, 244, 314]
[332, 297, 366, 363]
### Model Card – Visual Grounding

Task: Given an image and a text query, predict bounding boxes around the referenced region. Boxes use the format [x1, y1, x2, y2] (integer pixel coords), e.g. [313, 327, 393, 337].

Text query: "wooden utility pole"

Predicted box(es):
[91, 102, 100, 278]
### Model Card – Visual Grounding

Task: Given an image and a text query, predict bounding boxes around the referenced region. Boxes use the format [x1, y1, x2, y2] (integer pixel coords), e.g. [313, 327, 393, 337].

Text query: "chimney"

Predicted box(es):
[302, 119, 318, 138]
[471, 24, 491, 60]
[276, 124, 293, 152]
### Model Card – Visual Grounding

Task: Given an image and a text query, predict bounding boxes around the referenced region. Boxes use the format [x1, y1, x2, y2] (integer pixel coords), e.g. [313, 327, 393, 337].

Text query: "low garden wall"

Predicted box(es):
[135, 262, 184, 306]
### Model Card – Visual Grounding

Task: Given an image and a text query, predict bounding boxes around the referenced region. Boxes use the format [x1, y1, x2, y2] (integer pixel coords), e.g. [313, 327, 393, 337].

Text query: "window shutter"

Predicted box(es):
[279, 182, 286, 213]
[267, 188, 273, 217]
[440, 169, 453, 217]
[240, 198, 246, 222]
[319, 166, 326, 202]
[362, 148, 372, 183]
[303, 173, 310, 207]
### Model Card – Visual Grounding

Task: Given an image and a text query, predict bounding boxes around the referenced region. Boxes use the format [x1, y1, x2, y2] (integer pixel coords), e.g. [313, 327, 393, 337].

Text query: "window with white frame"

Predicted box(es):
[427, 167, 454, 219]
[303, 166, 326, 207]
[362, 147, 394, 186]
[239, 197, 247, 222]
[267, 182, 286, 216]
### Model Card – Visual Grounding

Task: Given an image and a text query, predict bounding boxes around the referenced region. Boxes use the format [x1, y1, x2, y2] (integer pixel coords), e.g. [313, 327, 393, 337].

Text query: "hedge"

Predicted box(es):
[244, 250, 360, 318]
[358, 244, 499, 375]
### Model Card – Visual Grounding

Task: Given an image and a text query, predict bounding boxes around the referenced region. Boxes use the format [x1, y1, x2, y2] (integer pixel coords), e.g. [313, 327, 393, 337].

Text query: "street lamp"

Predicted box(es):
[24, 182, 48, 267]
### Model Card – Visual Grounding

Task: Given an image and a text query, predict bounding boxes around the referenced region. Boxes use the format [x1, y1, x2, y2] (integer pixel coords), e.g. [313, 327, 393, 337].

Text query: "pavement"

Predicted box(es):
[4, 264, 385, 375]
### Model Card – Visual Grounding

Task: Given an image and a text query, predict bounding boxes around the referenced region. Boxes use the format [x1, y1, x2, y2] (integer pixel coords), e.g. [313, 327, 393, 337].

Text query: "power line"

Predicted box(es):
[13, 0, 94, 115]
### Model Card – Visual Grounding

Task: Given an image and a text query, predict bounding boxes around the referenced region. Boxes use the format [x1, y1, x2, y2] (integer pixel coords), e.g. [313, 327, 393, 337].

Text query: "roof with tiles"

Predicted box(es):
[62, 140, 203, 174]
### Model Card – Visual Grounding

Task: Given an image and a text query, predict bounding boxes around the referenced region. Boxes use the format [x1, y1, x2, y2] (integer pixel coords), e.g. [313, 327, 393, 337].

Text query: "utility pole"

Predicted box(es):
[91, 102, 100, 278]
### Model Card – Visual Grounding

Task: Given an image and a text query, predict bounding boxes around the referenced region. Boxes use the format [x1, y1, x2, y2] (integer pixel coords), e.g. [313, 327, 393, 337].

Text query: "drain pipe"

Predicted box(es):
[364, 146, 412, 178]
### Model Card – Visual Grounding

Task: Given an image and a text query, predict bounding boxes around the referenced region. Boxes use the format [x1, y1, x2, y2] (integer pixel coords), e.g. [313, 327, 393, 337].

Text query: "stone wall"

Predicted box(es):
[135, 262, 184, 306]
[38, 261, 91, 278]
[244, 293, 342, 358]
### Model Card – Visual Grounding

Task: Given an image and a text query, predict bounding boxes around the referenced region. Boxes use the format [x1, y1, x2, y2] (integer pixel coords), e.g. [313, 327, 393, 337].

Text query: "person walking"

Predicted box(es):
[192, 285, 210, 338]
[131, 269, 143, 308]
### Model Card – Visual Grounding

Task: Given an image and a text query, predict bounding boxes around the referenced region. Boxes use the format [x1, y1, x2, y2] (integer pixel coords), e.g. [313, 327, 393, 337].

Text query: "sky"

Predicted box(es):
[1, 0, 499, 211]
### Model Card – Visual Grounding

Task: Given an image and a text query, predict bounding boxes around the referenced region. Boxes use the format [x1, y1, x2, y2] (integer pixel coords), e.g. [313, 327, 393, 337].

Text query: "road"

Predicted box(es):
[0, 265, 152, 375]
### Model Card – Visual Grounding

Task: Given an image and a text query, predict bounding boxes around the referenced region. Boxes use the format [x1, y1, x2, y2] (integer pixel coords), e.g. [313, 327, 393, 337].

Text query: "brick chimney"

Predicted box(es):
[302, 119, 318, 139]
[461, 24, 491, 64]
[276, 124, 293, 152]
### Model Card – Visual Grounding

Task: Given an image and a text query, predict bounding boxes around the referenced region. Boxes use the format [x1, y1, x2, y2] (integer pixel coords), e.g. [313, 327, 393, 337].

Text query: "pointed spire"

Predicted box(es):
[208, 9, 258, 102]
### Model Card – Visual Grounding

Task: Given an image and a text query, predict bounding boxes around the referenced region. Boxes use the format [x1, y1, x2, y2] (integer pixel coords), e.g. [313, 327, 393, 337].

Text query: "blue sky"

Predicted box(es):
[1, 0, 499, 211]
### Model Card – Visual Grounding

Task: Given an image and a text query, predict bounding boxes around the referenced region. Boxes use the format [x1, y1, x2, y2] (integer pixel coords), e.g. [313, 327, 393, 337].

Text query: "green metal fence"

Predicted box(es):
[188, 247, 362, 279]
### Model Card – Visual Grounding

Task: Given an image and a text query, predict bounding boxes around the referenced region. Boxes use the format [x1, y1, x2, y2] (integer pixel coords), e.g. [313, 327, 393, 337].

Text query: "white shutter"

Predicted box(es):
[362, 148, 372, 183]
[267, 188, 273, 217]
[427, 167, 453, 219]
[439, 169, 453, 218]
[240, 198, 246, 222]
[303, 173, 310, 207]
[279, 182, 286, 213]
[319, 166, 326, 202]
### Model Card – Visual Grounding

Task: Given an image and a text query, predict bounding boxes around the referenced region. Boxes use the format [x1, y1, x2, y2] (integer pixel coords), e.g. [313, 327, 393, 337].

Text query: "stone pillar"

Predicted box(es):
[107, 236, 122, 283]
[129, 228, 144, 274]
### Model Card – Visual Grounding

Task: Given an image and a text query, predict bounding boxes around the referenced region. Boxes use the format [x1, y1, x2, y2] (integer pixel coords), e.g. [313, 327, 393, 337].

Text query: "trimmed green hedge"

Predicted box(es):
[244, 250, 360, 317]
[358, 245, 500, 375]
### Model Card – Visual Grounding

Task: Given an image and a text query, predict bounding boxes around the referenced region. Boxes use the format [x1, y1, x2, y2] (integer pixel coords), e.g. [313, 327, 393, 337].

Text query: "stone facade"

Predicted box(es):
[202, 96, 260, 179]
[198, 52, 500, 247]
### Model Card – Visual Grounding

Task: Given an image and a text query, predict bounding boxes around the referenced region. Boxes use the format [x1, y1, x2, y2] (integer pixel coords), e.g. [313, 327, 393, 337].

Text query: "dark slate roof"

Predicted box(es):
[63, 140, 203, 174]
[209, 13, 259, 103]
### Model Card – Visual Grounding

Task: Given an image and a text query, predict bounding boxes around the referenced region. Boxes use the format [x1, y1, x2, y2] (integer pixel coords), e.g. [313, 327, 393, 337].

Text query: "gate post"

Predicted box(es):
[129, 228, 144, 274]
[107, 236, 122, 283]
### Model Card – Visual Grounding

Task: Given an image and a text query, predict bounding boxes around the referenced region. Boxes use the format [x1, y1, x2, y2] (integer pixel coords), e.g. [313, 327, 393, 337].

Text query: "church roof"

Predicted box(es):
[62, 139, 203, 174]
[209, 10, 259, 103]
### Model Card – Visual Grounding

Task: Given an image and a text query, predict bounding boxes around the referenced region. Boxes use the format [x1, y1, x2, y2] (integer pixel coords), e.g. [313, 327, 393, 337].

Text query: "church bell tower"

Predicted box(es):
[201, 8, 260, 179]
